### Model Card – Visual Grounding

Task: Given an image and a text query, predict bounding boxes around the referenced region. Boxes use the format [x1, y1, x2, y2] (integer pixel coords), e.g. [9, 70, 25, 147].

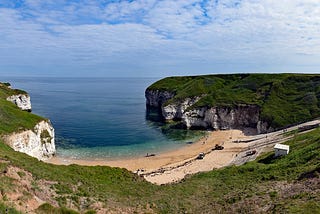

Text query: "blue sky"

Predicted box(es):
[0, 0, 319, 77]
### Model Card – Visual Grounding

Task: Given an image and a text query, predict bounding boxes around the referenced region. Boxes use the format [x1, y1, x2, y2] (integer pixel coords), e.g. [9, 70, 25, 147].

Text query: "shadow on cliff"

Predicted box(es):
[145, 107, 206, 142]
[145, 106, 164, 122]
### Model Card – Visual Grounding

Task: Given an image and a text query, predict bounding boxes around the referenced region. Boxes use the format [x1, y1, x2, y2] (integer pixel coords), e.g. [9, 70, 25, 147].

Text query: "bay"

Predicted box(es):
[2, 77, 203, 159]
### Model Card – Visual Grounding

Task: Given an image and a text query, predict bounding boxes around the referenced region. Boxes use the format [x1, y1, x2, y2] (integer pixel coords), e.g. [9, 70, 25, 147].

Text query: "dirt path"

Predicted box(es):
[143, 119, 320, 184]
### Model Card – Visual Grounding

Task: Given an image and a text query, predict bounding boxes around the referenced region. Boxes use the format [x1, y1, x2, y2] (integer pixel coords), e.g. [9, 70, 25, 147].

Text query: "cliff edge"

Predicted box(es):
[146, 74, 320, 133]
[0, 82, 55, 160]
[6, 94, 32, 112]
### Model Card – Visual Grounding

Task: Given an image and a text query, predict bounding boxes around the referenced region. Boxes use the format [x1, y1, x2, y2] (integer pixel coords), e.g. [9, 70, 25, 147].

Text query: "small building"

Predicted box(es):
[274, 144, 290, 157]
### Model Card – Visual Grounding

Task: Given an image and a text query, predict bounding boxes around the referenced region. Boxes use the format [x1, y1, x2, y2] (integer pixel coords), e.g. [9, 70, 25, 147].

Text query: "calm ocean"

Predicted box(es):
[3, 77, 203, 160]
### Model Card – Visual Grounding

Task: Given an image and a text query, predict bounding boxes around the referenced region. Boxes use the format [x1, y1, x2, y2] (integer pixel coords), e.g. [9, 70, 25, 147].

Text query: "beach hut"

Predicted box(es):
[274, 144, 290, 157]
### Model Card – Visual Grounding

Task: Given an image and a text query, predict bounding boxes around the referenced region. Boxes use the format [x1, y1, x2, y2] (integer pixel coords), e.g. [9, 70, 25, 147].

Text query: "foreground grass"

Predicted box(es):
[0, 78, 319, 213]
[0, 201, 21, 214]
[1, 128, 319, 213]
[148, 74, 320, 129]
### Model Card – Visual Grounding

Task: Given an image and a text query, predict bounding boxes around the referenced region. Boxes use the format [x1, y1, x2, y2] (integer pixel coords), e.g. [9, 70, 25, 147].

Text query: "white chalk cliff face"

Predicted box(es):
[3, 92, 56, 160]
[181, 105, 270, 132]
[146, 89, 272, 134]
[4, 121, 56, 160]
[7, 94, 32, 111]
[162, 96, 202, 120]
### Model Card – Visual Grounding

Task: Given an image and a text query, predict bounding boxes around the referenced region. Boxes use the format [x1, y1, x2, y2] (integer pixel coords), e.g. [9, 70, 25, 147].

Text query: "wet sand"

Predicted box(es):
[44, 119, 320, 185]
[46, 129, 254, 184]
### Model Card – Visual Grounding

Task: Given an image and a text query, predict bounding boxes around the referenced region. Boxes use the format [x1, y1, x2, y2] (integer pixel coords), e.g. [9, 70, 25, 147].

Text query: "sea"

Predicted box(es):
[3, 77, 204, 160]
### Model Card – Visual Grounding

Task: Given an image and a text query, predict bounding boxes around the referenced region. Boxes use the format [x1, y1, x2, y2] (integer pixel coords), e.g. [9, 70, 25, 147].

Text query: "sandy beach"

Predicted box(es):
[46, 129, 255, 184]
[45, 119, 320, 185]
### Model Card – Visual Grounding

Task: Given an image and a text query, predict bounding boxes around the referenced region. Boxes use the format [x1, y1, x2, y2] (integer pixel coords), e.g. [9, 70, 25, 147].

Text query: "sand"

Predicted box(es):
[46, 129, 254, 184]
[42, 119, 320, 185]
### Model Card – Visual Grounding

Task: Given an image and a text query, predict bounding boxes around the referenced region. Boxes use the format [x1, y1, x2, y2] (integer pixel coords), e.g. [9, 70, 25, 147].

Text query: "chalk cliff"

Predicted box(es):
[146, 74, 320, 133]
[145, 88, 273, 134]
[4, 120, 56, 160]
[145, 89, 175, 108]
[1, 84, 56, 160]
[7, 94, 32, 112]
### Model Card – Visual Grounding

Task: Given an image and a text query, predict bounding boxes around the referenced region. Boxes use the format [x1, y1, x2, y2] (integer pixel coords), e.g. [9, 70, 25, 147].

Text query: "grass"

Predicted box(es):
[0, 201, 21, 214]
[40, 130, 52, 144]
[0, 99, 44, 135]
[0, 127, 319, 213]
[147, 74, 320, 129]
[0, 78, 319, 213]
[0, 83, 27, 99]
[36, 203, 81, 214]
[0, 81, 44, 136]
[0, 139, 156, 210]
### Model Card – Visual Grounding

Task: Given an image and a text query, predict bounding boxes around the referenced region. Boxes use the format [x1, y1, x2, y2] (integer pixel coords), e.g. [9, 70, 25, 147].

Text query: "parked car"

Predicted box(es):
[245, 150, 257, 156]
[212, 144, 224, 150]
[197, 152, 205, 159]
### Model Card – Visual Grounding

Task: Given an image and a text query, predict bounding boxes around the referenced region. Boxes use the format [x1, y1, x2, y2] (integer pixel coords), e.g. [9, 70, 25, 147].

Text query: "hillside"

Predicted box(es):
[0, 80, 319, 213]
[0, 82, 28, 99]
[0, 123, 319, 213]
[0, 83, 43, 135]
[146, 74, 320, 131]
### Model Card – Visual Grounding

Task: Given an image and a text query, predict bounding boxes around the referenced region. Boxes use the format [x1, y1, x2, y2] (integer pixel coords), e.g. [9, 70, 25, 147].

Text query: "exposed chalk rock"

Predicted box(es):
[145, 89, 272, 134]
[182, 105, 262, 130]
[7, 94, 32, 111]
[4, 120, 56, 160]
[162, 96, 202, 120]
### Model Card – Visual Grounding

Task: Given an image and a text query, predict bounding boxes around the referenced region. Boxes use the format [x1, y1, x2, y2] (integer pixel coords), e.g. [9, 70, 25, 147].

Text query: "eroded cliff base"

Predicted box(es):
[145, 74, 320, 133]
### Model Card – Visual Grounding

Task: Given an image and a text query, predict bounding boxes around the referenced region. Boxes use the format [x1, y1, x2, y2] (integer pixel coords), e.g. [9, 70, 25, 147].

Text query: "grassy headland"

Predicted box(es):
[147, 74, 320, 129]
[0, 83, 43, 135]
[0, 82, 28, 99]
[0, 79, 319, 213]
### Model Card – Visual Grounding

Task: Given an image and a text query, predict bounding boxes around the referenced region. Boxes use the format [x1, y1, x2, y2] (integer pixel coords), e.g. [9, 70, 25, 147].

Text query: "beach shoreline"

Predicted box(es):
[45, 118, 320, 185]
[45, 129, 256, 182]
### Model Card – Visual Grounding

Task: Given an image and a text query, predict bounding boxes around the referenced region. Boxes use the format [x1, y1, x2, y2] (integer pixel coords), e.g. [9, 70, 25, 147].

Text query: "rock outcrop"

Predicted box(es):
[145, 89, 175, 108]
[162, 96, 202, 120]
[3, 88, 56, 160]
[4, 120, 56, 160]
[7, 94, 32, 112]
[145, 89, 272, 134]
[181, 105, 271, 133]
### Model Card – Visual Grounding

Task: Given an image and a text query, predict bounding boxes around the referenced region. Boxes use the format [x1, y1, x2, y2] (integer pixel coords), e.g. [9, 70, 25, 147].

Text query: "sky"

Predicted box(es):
[0, 0, 319, 77]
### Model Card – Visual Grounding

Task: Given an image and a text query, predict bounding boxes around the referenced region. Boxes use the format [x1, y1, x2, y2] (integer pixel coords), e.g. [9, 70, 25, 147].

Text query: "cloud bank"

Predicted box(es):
[0, 0, 319, 77]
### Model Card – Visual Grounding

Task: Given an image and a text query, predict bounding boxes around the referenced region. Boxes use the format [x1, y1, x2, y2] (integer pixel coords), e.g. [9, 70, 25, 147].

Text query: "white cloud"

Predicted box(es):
[0, 0, 319, 76]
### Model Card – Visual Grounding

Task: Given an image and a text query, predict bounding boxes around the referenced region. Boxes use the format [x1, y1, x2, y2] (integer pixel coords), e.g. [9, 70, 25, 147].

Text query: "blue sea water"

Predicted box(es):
[3, 77, 203, 160]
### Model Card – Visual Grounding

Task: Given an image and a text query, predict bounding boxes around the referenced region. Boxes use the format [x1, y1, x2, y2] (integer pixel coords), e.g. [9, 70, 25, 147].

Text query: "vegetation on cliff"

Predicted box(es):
[147, 74, 320, 129]
[0, 82, 28, 99]
[0, 83, 43, 135]
[0, 125, 319, 213]
[1, 80, 319, 213]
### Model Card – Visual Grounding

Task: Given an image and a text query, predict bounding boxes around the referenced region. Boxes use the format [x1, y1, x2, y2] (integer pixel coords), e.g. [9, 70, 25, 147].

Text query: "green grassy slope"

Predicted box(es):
[0, 83, 28, 99]
[147, 74, 320, 129]
[0, 83, 44, 135]
[1, 80, 319, 213]
[1, 128, 319, 213]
